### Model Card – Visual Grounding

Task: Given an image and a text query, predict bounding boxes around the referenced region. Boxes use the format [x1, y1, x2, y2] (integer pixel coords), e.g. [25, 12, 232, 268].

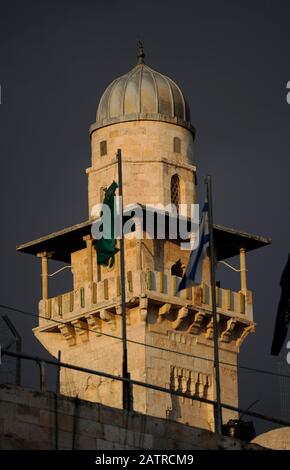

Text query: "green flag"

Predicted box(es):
[95, 181, 119, 267]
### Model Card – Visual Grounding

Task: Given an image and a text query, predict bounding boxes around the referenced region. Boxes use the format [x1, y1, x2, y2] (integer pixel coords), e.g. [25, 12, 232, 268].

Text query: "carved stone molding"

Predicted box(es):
[115, 305, 122, 315]
[99, 309, 112, 321]
[139, 296, 148, 322]
[171, 306, 189, 330]
[220, 318, 237, 343]
[188, 311, 205, 335]
[170, 366, 211, 401]
[71, 319, 89, 342]
[157, 303, 172, 323]
[86, 313, 102, 336]
[58, 324, 76, 346]
[205, 319, 214, 340]
[236, 324, 255, 347]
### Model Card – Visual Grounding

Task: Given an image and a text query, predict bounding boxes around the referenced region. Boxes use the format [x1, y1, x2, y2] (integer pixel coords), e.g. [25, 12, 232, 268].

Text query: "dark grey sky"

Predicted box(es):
[1, 0, 290, 434]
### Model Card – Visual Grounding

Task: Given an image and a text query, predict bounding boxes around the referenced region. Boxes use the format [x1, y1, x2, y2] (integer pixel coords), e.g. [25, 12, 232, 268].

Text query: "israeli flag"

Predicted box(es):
[178, 202, 209, 291]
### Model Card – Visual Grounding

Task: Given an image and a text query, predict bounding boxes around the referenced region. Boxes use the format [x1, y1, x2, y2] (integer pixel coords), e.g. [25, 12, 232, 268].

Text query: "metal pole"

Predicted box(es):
[239, 247, 247, 294]
[2, 315, 22, 386]
[54, 393, 59, 450]
[38, 360, 46, 392]
[117, 148, 131, 410]
[56, 350, 61, 393]
[3, 348, 290, 428]
[40, 252, 49, 300]
[206, 175, 223, 434]
[15, 336, 22, 387]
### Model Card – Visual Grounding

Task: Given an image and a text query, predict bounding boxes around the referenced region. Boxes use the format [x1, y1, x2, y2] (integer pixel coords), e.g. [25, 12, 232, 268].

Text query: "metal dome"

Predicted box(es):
[91, 58, 193, 134]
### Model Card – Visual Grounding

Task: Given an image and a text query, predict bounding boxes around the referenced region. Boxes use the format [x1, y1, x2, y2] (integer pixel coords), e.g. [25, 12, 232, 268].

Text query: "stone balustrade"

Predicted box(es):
[38, 270, 253, 326]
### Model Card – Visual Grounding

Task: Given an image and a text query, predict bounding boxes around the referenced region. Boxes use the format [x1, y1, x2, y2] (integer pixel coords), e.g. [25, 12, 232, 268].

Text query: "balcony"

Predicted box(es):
[38, 270, 253, 332]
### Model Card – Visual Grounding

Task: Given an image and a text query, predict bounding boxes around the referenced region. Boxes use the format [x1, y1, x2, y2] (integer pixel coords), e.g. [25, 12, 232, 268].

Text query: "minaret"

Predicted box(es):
[17, 47, 270, 431]
[87, 45, 196, 217]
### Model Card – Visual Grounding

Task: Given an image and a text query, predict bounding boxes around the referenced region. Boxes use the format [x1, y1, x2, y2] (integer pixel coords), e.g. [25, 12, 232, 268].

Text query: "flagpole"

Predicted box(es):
[206, 175, 223, 434]
[117, 148, 131, 410]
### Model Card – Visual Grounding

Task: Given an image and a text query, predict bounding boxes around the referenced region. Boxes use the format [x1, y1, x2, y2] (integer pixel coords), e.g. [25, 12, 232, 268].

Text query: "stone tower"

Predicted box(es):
[17, 50, 270, 431]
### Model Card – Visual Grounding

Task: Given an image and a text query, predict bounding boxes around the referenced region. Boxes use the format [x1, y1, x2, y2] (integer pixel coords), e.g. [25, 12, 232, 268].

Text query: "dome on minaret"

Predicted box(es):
[92, 43, 194, 134]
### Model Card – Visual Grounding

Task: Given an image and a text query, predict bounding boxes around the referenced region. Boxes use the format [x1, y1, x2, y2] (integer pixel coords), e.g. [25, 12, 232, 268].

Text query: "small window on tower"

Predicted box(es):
[171, 174, 180, 210]
[100, 140, 107, 156]
[173, 137, 181, 154]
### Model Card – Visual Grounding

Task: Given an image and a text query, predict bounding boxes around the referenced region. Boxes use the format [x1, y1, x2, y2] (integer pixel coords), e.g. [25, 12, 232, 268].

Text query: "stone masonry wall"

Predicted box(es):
[87, 120, 196, 217]
[0, 384, 262, 450]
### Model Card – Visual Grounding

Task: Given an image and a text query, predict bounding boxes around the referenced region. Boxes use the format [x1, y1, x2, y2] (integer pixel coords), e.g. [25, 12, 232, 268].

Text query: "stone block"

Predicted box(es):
[144, 417, 165, 437]
[104, 423, 121, 443]
[99, 406, 125, 427]
[76, 434, 97, 450]
[78, 417, 104, 438]
[17, 404, 40, 424]
[58, 430, 74, 449]
[119, 428, 135, 446]
[96, 438, 114, 450]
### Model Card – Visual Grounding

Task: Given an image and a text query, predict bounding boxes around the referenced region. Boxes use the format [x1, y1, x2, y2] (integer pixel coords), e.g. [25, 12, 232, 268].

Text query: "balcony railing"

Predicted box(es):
[38, 270, 253, 326]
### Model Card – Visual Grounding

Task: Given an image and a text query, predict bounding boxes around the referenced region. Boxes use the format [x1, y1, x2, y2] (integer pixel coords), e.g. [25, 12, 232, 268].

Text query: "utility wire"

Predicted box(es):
[2, 347, 290, 429]
[1, 303, 290, 381]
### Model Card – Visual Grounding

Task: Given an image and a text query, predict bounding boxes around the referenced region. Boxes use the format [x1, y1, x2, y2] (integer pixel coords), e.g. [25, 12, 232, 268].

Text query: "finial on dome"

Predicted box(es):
[137, 41, 145, 64]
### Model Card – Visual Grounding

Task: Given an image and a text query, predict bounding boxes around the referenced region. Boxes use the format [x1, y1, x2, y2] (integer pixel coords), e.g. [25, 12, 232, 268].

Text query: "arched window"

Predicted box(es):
[173, 136, 181, 153]
[171, 174, 180, 210]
